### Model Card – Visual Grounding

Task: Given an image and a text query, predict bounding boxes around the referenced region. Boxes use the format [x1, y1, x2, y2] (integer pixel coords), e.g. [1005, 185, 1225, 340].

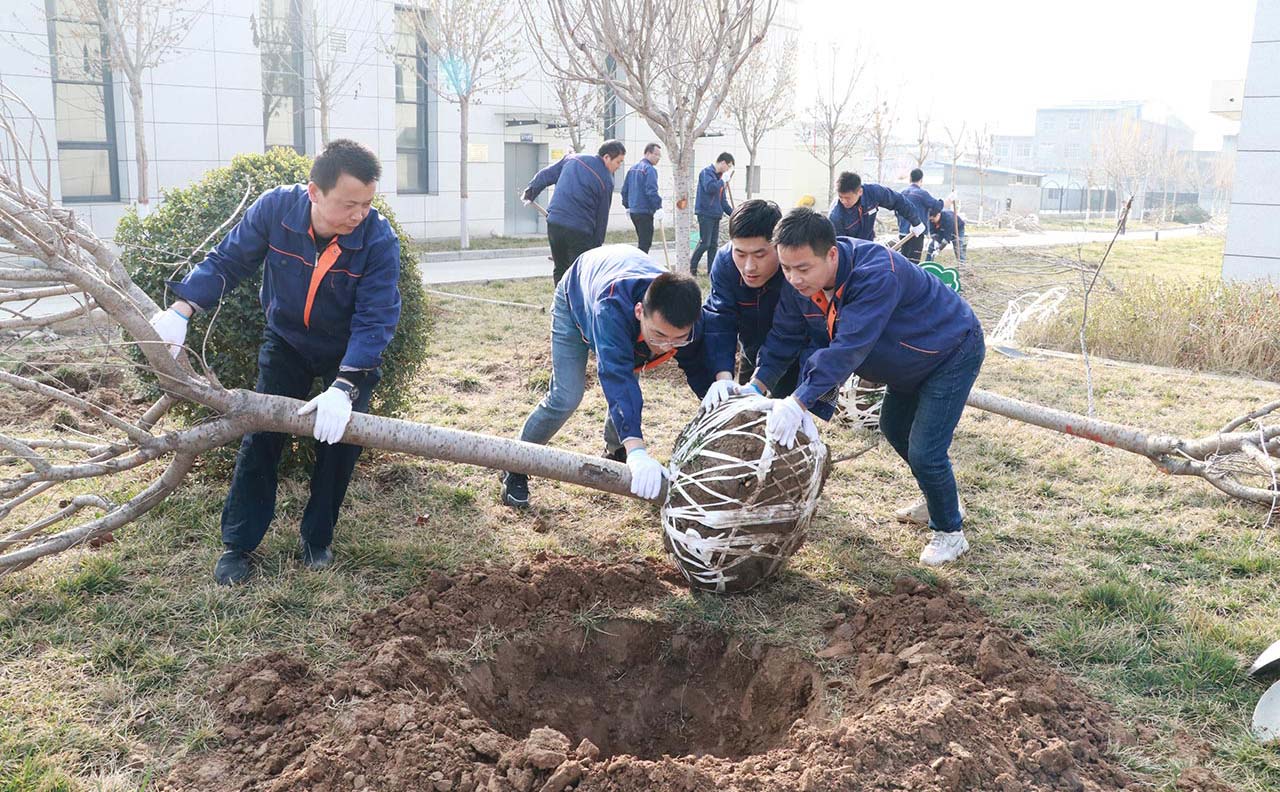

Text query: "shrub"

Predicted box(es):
[1019, 277, 1280, 381]
[1172, 204, 1210, 225]
[119, 148, 429, 420]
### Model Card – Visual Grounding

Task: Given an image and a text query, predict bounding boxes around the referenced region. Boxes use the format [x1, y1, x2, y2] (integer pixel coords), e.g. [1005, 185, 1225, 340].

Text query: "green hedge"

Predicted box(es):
[120, 147, 429, 420]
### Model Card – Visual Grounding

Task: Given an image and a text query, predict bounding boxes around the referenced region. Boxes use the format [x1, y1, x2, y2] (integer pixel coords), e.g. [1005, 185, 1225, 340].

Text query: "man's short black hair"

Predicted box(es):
[599, 139, 626, 158]
[773, 207, 838, 258]
[644, 142, 661, 155]
[642, 272, 701, 328]
[716, 152, 735, 166]
[910, 168, 924, 183]
[836, 171, 861, 194]
[729, 199, 782, 240]
[310, 139, 381, 192]
[929, 207, 943, 220]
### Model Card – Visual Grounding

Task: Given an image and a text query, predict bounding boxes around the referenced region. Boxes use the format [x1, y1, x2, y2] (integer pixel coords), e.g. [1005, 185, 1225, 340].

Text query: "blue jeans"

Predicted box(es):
[221, 329, 379, 552]
[689, 214, 721, 275]
[519, 282, 617, 452]
[878, 328, 985, 533]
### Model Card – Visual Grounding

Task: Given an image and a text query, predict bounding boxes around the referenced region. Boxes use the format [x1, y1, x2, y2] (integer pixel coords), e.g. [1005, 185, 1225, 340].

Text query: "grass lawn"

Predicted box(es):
[3, 249, 1279, 791]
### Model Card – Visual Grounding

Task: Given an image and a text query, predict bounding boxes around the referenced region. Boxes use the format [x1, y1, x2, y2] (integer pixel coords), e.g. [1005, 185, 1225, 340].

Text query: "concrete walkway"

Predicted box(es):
[15, 226, 1206, 321]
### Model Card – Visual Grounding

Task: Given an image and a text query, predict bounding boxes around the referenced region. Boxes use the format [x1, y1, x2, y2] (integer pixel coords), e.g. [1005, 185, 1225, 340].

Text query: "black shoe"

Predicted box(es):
[602, 446, 627, 463]
[299, 540, 333, 571]
[214, 549, 252, 586]
[501, 472, 530, 510]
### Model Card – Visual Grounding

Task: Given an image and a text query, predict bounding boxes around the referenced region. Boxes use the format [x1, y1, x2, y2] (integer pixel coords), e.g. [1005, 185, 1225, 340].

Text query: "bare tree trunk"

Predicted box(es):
[128, 79, 149, 204]
[746, 146, 757, 199]
[459, 95, 470, 250]
[319, 96, 330, 146]
[673, 151, 694, 273]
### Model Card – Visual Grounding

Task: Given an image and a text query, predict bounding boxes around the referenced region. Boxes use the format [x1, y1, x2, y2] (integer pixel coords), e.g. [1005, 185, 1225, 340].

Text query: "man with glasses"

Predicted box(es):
[500, 245, 713, 509]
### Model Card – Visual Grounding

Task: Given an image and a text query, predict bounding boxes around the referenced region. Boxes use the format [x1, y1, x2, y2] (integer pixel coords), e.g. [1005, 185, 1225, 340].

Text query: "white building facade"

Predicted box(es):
[0, 0, 803, 244]
[1222, 1, 1280, 282]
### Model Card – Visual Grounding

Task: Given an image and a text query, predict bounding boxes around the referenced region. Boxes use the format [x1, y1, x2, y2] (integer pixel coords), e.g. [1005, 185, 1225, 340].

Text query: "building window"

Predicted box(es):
[45, 0, 119, 202]
[1067, 116, 1082, 131]
[1040, 116, 1055, 132]
[601, 55, 623, 141]
[256, 0, 305, 152]
[394, 7, 434, 194]
[1065, 142, 1081, 160]
[1017, 143, 1032, 158]
[994, 143, 1009, 158]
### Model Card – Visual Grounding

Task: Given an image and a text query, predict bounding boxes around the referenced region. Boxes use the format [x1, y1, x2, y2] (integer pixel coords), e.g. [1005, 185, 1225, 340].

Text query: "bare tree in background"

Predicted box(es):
[304, 0, 381, 146]
[723, 32, 796, 199]
[1099, 118, 1155, 221]
[404, 0, 518, 249]
[522, 0, 776, 272]
[800, 44, 867, 205]
[864, 90, 895, 184]
[943, 122, 966, 197]
[63, 0, 200, 205]
[970, 124, 991, 222]
[913, 112, 933, 170]
[528, 35, 604, 154]
[1211, 151, 1235, 215]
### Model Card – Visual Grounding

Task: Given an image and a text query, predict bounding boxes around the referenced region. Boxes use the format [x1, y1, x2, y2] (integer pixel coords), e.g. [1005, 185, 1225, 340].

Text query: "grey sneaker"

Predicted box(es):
[214, 549, 252, 586]
[919, 531, 970, 566]
[500, 472, 530, 510]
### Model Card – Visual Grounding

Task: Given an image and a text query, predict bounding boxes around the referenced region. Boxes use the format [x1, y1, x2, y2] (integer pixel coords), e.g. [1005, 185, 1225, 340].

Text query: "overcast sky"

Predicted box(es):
[796, 0, 1256, 150]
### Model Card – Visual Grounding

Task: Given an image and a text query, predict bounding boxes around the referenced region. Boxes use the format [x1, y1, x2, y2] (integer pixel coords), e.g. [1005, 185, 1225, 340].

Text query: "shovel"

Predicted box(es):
[1253, 679, 1280, 744]
[1249, 639, 1280, 678]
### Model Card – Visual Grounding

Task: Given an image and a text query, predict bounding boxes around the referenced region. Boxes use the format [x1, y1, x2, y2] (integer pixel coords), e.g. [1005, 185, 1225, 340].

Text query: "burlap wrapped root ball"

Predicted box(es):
[838, 374, 886, 431]
[662, 396, 830, 593]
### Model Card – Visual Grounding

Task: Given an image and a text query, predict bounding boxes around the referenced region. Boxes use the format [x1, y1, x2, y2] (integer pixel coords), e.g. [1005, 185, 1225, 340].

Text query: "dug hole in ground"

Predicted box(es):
[162, 555, 1233, 792]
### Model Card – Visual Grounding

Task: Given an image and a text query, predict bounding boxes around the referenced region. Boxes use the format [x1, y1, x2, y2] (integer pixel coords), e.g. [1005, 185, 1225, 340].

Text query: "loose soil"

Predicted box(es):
[162, 554, 1232, 792]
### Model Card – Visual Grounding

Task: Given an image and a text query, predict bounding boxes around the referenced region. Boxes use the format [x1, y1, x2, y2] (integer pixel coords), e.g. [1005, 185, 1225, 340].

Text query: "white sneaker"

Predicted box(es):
[894, 498, 966, 527]
[919, 531, 970, 566]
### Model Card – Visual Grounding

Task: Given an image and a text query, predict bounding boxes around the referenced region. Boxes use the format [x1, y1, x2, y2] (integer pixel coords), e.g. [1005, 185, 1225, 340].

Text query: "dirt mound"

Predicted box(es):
[162, 557, 1230, 792]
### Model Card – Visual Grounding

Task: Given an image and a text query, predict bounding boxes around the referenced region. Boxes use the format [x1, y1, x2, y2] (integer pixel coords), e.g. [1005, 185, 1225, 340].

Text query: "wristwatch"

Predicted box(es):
[332, 380, 359, 403]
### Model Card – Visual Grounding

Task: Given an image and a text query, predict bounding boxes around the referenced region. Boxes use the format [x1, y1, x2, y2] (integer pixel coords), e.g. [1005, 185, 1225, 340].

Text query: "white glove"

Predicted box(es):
[799, 412, 819, 443]
[626, 448, 667, 499]
[297, 386, 353, 444]
[149, 307, 189, 358]
[722, 168, 733, 182]
[701, 378, 738, 410]
[909, 222, 926, 238]
[654, 208, 665, 223]
[765, 396, 806, 448]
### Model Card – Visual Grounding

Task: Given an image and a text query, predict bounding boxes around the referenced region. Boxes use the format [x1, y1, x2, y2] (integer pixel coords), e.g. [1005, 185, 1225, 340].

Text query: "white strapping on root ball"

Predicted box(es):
[838, 374, 886, 432]
[662, 396, 830, 594]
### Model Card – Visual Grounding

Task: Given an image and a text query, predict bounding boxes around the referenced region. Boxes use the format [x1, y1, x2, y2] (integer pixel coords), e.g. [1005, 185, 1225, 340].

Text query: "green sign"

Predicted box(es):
[920, 261, 961, 293]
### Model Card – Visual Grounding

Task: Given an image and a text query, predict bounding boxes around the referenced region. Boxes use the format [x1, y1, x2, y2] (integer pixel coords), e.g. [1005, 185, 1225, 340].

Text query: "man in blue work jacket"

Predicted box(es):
[621, 142, 663, 253]
[698, 199, 800, 409]
[523, 140, 626, 283]
[927, 207, 968, 262]
[148, 139, 402, 586]
[742, 208, 985, 566]
[897, 168, 945, 264]
[500, 245, 713, 509]
[829, 171, 926, 243]
[689, 152, 735, 276]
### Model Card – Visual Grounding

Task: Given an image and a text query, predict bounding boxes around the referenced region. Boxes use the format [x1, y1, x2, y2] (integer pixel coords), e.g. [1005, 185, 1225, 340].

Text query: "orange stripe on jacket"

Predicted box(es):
[810, 285, 845, 340]
[634, 334, 677, 372]
[303, 230, 343, 329]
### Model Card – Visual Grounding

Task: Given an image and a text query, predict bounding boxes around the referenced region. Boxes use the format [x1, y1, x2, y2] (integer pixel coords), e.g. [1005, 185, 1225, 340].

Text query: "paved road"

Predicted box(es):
[20, 226, 1207, 321]
[422, 226, 1203, 284]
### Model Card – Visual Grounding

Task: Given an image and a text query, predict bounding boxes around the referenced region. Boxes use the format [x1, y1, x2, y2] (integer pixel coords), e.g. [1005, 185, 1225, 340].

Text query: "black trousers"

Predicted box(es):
[548, 222, 596, 284]
[630, 213, 655, 253]
[689, 214, 721, 275]
[899, 233, 924, 264]
[221, 329, 379, 553]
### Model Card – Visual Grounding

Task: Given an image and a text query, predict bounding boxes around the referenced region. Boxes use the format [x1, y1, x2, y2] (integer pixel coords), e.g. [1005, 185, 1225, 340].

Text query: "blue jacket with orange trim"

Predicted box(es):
[828, 183, 920, 241]
[929, 210, 966, 244]
[702, 243, 787, 375]
[620, 159, 661, 215]
[897, 184, 945, 235]
[564, 245, 712, 443]
[694, 164, 732, 218]
[524, 153, 615, 245]
[166, 185, 401, 372]
[754, 237, 979, 417]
